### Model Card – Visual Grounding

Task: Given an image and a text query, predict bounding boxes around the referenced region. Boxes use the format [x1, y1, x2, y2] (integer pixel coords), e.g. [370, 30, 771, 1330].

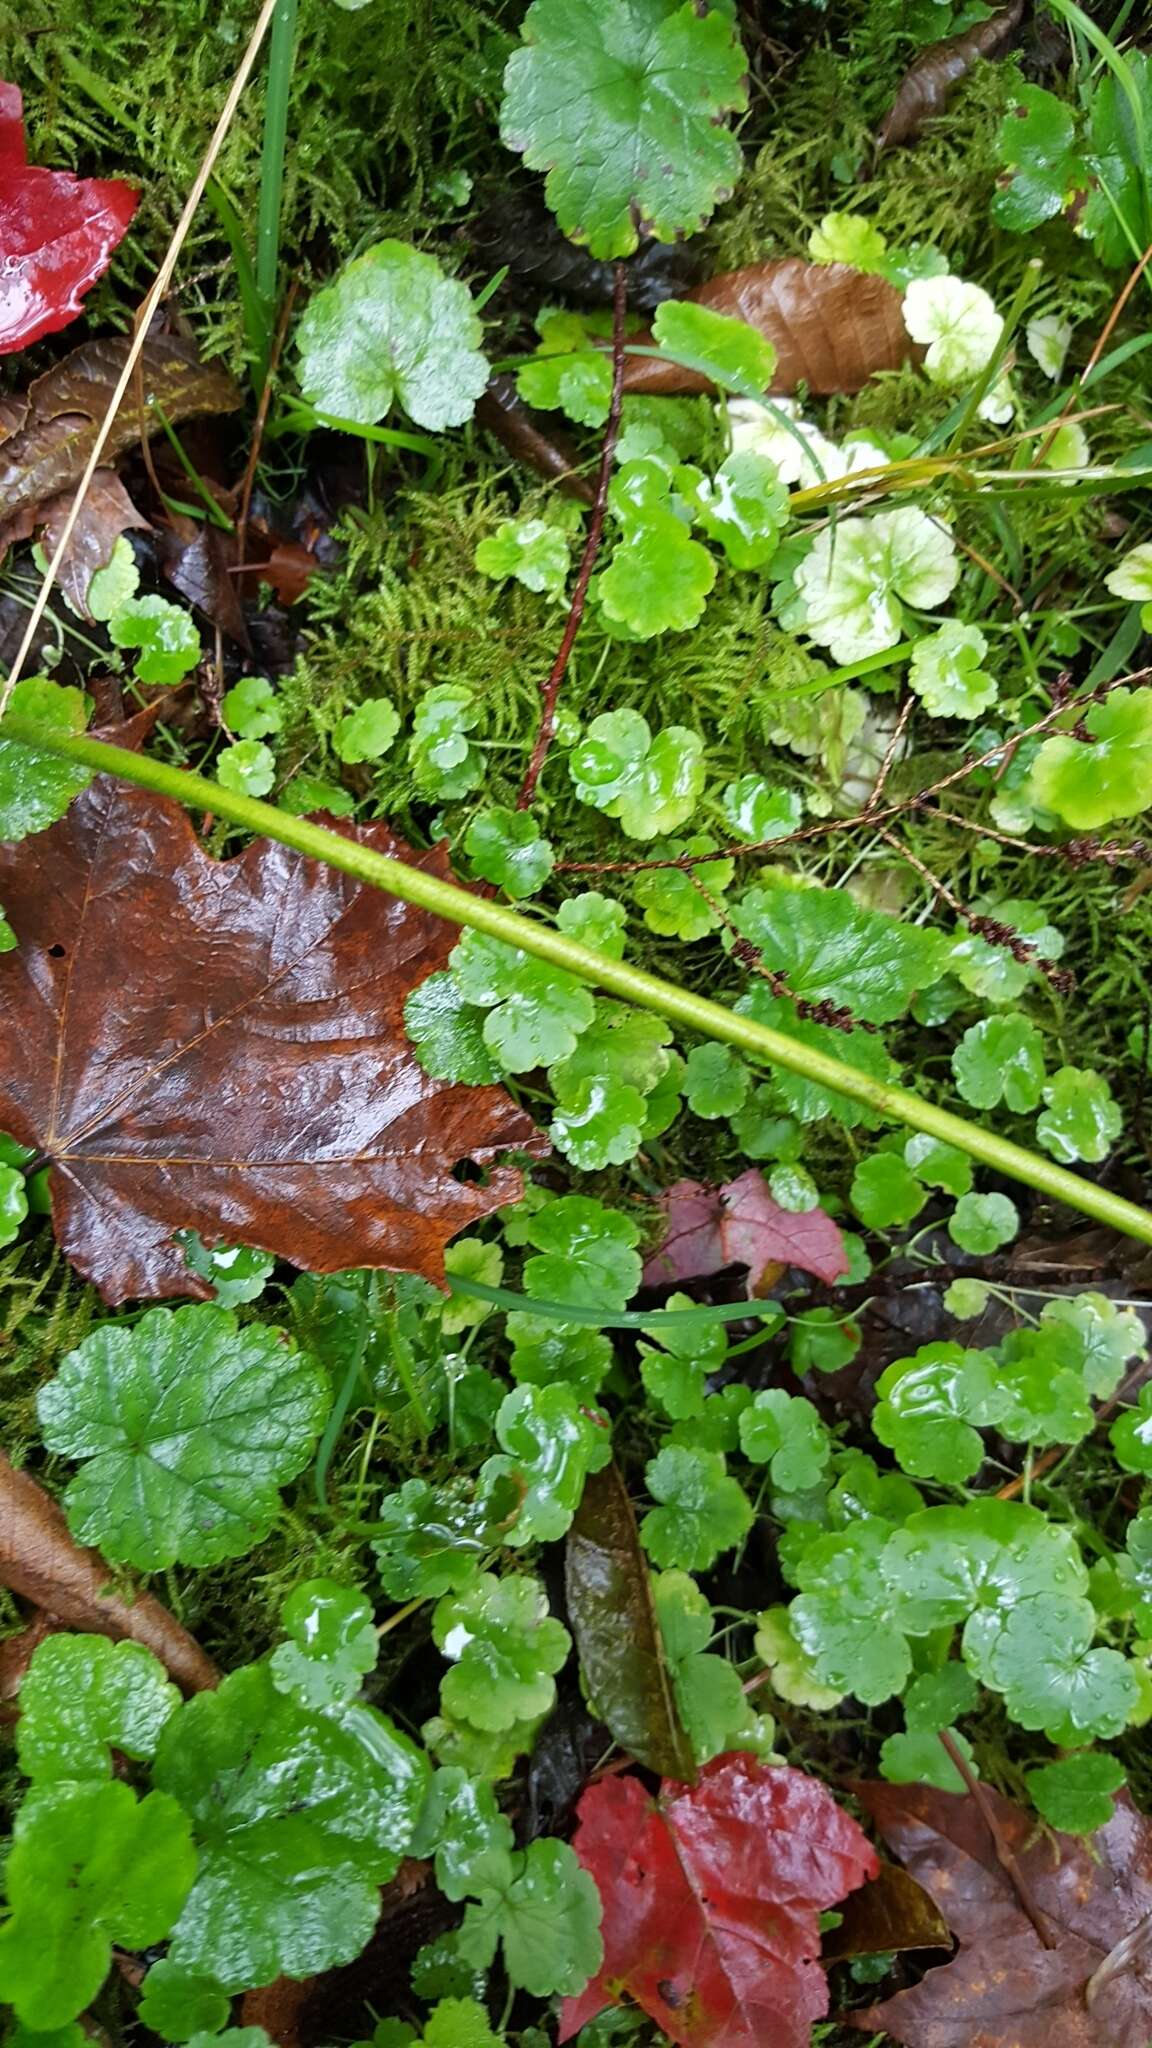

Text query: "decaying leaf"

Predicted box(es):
[561, 1754, 878, 2047]
[875, 1, 1026, 152]
[160, 516, 252, 649]
[643, 1169, 849, 1292]
[822, 1860, 951, 1962]
[0, 468, 146, 617]
[0, 1450, 217, 1692]
[0, 334, 241, 528]
[852, 1778, 1152, 2046]
[0, 80, 138, 353]
[620, 262, 913, 398]
[0, 776, 544, 1305]
[566, 1461, 696, 1781]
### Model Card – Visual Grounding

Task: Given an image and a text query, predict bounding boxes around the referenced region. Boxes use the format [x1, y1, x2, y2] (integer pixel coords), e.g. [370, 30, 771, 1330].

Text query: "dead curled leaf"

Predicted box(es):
[875, 0, 1027, 152]
[0, 1450, 217, 1693]
[566, 1461, 696, 1781]
[0, 775, 545, 1306]
[619, 261, 913, 398]
[852, 1778, 1152, 2047]
[0, 333, 240, 529]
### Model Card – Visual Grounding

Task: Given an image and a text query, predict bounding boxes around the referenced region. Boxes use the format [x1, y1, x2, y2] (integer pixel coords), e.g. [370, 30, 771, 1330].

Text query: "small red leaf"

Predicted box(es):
[644, 1169, 849, 1291]
[561, 1754, 878, 2047]
[0, 83, 138, 354]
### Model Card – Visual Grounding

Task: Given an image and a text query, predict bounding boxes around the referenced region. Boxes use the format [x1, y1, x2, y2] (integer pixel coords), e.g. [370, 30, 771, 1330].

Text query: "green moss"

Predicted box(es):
[7, 0, 516, 363]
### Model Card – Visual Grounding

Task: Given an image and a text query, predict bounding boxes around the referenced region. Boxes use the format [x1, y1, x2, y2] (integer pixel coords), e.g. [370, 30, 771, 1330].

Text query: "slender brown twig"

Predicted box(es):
[996, 1354, 1151, 1501]
[236, 277, 300, 562]
[0, 0, 283, 717]
[517, 263, 628, 810]
[553, 667, 1152, 875]
[865, 693, 915, 812]
[937, 1730, 1056, 1949]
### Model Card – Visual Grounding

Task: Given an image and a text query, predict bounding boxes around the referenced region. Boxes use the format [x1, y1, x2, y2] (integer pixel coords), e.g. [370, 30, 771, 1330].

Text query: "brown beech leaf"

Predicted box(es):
[875, 1, 1026, 152]
[643, 1169, 849, 1292]
[476, 372, 596, 503]
[0, 1450, 217, 1692]
[852, 1779, 1152, 2047]
[620, 262, 913, 398]
[0, 333, 240, 528]
[0, 776, 545, 1305]
[566, 1461, 696, 1781]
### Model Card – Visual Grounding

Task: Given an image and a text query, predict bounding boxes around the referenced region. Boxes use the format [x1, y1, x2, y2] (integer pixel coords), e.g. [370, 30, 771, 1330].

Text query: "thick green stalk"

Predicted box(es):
[254, 0, 300, 370]
[8, 719, 1152, 1248]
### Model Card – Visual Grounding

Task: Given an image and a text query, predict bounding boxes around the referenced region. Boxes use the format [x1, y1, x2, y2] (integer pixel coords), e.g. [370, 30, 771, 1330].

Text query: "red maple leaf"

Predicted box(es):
[0, 82, 138, 353]
[561, 1754, 878, 2048]
[643, 1168, 849, 1291]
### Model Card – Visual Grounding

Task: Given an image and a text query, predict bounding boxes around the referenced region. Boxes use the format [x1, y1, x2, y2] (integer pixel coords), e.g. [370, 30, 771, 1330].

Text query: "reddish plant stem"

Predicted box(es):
[937, 1730, 1055, 1949]
[236, 277, 300, 564]
[553, 667, 1152, 875]
[517, 263, 628, 810]
[996, 1354, 1151, 1501]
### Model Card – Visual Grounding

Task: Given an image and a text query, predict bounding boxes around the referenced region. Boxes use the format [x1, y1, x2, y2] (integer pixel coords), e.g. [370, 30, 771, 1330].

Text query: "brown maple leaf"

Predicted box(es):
[0, 776, 545, 1305]
[852, 1779, 1152, 2047]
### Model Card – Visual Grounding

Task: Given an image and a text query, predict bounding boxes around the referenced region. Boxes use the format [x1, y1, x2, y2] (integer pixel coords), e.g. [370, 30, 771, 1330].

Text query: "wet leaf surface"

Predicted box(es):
[0, 1450, 217, 1692]
[0, 81, 138, 352]
[822, 1859, 951, 1961]
[0, 777, 545, 1304]
[644, 1169, 849, 1292]
[566, 1461, 696, 1780]
[620, 262, 913, 397]
[0, 335, 241, 527]
[561, 1753, 878, 2046]
[852, 1778, 1152, 2046]
[875, 2, 1027, 152]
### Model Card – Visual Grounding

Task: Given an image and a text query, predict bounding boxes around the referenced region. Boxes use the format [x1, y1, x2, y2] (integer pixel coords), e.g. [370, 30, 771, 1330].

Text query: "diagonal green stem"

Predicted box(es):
[6, 718, 1152, 1248]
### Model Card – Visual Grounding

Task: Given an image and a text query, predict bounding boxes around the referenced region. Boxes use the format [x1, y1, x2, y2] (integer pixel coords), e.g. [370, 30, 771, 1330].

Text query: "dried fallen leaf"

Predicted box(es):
[0, 775, 544, 1305]
[852, 1778, 1152, 2046]
[0, 334, 240, 528]
[875, 1, 1026, 152]
[620, 262, 913, 398]
[643, 1169, 849, 1292]
[0, 1450, 217, 1692]
[476, 372, 597, 503]
[561, 1754, 878, 2047]
[38, 472, 146, 616]
[0, 81, 138, 353]
[566, 1461, 696, 1781]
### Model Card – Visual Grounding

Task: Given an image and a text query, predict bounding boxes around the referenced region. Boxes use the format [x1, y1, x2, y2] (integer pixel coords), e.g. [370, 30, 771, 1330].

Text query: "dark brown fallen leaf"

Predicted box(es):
[476, 372, 596, 502]
[566, 1461, 696, 1781]
[875, 1, 1026, 151]
[619, 262, 913, 398]
[0, 776, 545, 1305]
[822, 1860, 951, 1962]
[240, 1975, 314, 2048]
[0, 333, 240, 528]
[252, 533, 321, 606]
[160, 514, 251, 650]
[852, 1779, 1152, 2046]
[0, 1450, 217, 1691]
[0, 468, 146, 617]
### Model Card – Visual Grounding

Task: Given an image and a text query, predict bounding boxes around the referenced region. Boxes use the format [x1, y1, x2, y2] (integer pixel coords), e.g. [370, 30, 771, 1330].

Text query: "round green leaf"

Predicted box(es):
[155, 1663, 429, 1989]
[37, 1304, 331, 1569]
[296, 240, 490, 430]
[500, 0, 747, 259]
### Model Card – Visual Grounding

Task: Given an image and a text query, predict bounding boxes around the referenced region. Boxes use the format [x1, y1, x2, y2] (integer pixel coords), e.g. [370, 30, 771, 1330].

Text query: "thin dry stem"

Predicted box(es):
[0, 0, 283, 717]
